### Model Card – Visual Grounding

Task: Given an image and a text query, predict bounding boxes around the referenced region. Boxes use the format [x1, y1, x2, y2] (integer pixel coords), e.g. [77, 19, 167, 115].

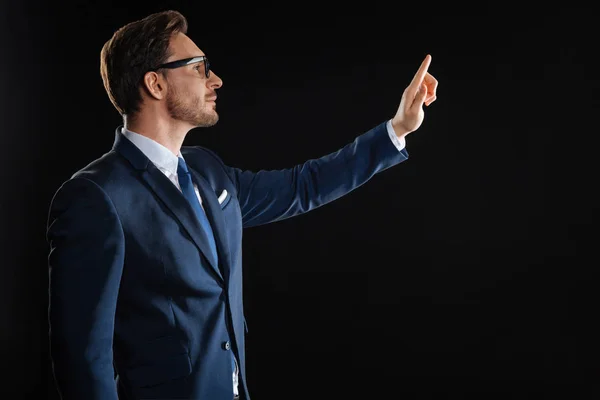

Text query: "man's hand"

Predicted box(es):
[391, 54, 438, 138]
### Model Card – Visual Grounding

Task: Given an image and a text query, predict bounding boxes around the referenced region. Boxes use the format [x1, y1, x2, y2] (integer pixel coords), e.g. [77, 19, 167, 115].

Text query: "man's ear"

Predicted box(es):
[142, 71, 166, 100]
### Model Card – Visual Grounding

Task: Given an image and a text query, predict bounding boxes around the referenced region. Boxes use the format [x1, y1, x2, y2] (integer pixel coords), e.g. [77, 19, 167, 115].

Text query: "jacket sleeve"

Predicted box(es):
[46, 176, 124, 400]
[221, 120, 409, 228]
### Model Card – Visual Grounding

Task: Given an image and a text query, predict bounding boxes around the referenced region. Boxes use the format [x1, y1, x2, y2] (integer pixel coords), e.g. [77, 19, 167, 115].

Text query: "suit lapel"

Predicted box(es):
[112, 128, 224, 283]
[188, 169, 233, 283]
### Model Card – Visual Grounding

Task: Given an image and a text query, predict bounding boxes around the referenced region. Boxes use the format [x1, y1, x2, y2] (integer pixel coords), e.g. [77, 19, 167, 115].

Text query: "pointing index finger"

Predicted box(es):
[410, 54, 432, 88]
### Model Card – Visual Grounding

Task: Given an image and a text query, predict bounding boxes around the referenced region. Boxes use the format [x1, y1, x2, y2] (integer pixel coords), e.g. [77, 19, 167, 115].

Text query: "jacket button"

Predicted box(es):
[222, 341, 230, 351]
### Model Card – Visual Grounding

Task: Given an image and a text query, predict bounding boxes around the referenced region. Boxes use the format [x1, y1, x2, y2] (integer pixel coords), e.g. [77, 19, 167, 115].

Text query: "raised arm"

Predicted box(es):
[219, 54, 438, 228]
[225, 121, 408, 228]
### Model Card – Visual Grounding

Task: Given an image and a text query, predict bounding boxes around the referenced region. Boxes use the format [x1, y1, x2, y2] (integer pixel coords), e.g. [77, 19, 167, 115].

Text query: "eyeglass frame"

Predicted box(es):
[150, 56, 210, 78]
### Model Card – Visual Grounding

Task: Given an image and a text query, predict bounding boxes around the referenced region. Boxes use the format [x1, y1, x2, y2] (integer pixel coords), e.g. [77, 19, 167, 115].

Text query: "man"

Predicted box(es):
[46, 9, 438, 400]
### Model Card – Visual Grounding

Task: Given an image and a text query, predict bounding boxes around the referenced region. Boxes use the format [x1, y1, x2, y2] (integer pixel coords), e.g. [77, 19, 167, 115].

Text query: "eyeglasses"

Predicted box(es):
[151, 56, 210, 78]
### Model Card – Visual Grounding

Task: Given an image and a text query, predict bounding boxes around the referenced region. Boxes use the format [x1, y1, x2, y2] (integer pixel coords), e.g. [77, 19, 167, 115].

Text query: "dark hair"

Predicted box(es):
[100, 10, 188, 120]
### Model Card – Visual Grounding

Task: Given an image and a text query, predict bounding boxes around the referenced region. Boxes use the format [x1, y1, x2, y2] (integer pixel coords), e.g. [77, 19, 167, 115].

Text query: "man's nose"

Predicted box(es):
[209, 71, 223, 89]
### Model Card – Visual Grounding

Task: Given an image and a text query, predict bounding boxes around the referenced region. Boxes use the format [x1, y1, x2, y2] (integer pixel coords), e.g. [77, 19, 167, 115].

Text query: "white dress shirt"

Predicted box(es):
[121, 120, 405, 397]
[122, 128, 206, 208]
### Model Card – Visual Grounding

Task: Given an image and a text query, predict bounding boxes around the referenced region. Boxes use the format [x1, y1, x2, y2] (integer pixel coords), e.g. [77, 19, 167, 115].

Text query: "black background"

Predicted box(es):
[1, 1, 599, 399]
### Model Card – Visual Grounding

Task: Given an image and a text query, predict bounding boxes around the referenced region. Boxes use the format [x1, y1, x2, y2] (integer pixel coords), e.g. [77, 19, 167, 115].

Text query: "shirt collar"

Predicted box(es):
[121, 127, 182, 175]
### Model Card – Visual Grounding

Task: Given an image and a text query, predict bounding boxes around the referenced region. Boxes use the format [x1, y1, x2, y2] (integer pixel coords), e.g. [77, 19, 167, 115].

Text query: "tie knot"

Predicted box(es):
[177, 157, 190, 175]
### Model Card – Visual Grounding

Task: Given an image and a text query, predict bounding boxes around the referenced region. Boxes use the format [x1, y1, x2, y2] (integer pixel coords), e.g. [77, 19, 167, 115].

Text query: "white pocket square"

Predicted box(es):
[217, 189, 228, 204]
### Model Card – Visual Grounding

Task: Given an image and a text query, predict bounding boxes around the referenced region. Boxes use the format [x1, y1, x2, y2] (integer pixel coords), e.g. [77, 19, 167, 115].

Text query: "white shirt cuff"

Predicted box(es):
[386, 119, 406, 151]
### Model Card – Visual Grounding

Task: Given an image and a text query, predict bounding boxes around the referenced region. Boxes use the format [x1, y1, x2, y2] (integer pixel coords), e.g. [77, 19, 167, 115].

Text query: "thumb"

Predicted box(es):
[412, 84, 427, 109]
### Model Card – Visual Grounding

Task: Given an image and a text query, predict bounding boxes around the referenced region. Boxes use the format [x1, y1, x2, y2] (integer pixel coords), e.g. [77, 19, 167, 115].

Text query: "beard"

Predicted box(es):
[166, 83, 218, 128]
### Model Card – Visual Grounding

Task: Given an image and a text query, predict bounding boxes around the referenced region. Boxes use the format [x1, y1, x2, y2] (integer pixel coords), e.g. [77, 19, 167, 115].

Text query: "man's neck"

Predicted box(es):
[124, 116, 190, 157]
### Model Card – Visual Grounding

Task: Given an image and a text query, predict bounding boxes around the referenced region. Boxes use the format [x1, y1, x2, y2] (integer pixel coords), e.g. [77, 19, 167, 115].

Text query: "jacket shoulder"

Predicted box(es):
[57, 150, 129, 194]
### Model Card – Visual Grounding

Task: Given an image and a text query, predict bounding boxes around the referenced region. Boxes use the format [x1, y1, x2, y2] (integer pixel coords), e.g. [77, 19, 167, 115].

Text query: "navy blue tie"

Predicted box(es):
[177, 157, 218, 265]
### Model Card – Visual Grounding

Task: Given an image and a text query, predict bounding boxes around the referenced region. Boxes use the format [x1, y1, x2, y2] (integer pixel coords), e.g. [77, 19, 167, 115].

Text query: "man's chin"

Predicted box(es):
[193, 114, 219, 128]
[207, 112, 219, 126]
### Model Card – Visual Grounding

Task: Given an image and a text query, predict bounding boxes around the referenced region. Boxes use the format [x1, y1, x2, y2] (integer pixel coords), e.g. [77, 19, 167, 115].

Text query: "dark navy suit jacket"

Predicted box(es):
[46, 121, 409, 399]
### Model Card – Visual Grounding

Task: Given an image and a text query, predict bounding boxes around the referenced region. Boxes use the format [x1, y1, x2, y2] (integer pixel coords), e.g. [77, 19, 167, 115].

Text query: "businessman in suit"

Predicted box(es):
[46, 9, 438, 400]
